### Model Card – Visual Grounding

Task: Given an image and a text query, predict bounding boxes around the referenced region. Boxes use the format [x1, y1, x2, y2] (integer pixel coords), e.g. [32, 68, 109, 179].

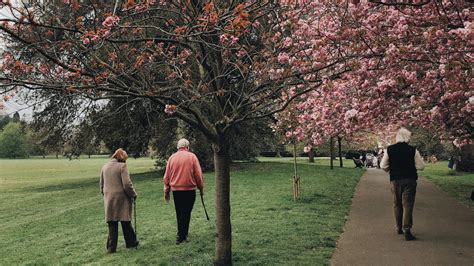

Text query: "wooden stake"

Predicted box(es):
[293, 176, 296, 201]
[297, 176, 301, 197]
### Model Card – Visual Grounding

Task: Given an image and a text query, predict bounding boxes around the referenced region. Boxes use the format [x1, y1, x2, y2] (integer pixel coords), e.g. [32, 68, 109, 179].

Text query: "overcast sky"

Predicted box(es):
[1, 3, 34, 121]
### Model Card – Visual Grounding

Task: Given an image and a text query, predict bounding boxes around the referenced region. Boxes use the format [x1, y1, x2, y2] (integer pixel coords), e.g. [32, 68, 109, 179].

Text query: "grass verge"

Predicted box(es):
[422, 162, 474, 207]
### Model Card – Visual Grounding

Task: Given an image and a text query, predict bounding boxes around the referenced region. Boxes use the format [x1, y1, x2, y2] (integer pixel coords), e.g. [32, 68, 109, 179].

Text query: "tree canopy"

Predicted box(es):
[0, 122, 28, 158]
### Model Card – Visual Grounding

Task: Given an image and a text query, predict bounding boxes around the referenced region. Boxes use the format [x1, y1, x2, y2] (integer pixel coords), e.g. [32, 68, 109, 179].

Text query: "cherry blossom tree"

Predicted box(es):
[274, 0, 472, 158]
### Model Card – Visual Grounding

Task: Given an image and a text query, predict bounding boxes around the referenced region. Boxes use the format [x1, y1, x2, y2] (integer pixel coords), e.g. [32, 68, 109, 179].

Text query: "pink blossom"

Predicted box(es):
[282, 37, 292, 48]
[102, 16, 120, 28]
[344, 109, 358, 121]
[219, 34, 228, 44]
[230, 36, 239, 44]
[278, 52, 290, 64]
[164, 104, 177, 114]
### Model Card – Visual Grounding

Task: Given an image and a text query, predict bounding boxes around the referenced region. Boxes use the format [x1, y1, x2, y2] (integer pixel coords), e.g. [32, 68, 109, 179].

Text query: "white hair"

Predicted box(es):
[395, 127, 411, 143]
[177, 138, 190, 149]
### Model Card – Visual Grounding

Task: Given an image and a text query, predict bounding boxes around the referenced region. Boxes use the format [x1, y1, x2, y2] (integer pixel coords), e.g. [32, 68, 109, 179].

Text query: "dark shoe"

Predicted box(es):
[397, 229, 403, 235]
[127, 241, 139, 249]
[176, 236, 186, 245]
[404, 231, 416, 241]
[106, 248, 116, 254]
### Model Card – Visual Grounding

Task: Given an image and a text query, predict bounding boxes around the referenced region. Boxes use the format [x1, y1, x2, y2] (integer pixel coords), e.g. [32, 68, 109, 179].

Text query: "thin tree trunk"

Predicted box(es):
[338, 136, 343, 168]
[293, 142, 298, 179]
[308, 148, 314, 163]
[330, 137, 334, 170]
[213, 139, 232, 265]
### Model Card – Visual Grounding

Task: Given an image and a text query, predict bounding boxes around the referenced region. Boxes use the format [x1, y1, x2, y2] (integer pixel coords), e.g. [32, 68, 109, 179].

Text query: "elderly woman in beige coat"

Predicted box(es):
[100, 148, 138, 254]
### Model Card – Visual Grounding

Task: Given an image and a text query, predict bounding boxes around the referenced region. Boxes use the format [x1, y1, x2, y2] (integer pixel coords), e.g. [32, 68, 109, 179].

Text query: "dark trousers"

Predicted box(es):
[173, 190, 196, 240]
[107, 221, 137, 252]
[391, 179, 417, 232]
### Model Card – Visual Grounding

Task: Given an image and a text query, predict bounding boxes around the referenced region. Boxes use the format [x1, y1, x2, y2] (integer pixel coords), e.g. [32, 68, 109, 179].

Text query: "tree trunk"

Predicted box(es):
[213, 139, 232, 265]
[338, 136, 343, 168]
[308, 148, 314, 163]
[330, 137, 334, 170]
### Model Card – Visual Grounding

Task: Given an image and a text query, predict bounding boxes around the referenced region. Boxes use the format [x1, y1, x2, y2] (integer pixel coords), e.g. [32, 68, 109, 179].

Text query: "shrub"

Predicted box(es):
[260, 151, 277, 157]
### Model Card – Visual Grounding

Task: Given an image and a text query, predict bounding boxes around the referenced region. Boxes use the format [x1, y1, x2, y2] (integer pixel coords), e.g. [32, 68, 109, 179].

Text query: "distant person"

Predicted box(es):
[372, 154, 378, 169]
[377, 150, 384, 168]
[164, 138, 204, 245]
[448, 156, 455, 169]
[353, 157, 364, 168]
[100, 148, 138, 254]
[380, 128, 425, 241]
[360, 151, 367, 166]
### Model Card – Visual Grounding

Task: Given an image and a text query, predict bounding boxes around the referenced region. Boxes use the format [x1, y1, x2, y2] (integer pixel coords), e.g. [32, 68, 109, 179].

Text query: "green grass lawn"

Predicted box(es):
[0, 157, 363, 265]
[422, 162, 474, 207]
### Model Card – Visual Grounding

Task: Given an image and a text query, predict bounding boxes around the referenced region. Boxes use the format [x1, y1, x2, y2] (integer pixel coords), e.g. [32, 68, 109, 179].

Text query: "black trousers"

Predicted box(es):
[107, 221, 137, 252]
[173, 190, 196, 240]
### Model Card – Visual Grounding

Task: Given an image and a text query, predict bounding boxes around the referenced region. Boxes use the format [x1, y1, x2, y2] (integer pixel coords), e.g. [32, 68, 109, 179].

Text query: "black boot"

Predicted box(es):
[121, 221, 139, 248]
[176, 235, 186, 245]
[404, 230, 416, 241]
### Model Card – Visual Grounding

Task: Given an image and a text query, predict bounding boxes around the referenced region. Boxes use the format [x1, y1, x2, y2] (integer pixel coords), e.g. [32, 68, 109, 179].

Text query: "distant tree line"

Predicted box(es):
[0, 107, 466, 171]
[0, 100, 279, 168]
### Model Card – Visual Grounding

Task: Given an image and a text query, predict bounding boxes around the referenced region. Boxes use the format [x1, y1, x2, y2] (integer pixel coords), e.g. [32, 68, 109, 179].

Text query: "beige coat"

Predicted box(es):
[100, 159, 137, 222]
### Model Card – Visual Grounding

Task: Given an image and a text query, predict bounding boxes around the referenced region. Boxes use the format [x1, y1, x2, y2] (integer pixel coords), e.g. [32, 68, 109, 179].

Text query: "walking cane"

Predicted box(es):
[200, 192, 210, 221]
[133, 198, 138, 249]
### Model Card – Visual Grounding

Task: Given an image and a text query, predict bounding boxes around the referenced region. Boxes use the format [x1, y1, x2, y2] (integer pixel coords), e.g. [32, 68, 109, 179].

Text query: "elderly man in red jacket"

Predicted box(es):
[164, 138, 205, 245]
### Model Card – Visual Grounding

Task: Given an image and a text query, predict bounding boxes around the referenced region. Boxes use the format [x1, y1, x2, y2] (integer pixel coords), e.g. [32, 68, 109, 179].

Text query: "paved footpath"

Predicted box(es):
[331, 168, 474, 266]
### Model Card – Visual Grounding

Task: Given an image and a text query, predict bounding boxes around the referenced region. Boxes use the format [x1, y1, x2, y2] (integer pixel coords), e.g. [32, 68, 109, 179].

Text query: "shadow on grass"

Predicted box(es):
[22, 171, 161, 193]
[297, 193, 332, 204]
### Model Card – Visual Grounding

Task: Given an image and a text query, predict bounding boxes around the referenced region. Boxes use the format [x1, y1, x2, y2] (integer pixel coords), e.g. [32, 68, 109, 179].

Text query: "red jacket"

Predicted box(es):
[163, 148, 204, 193]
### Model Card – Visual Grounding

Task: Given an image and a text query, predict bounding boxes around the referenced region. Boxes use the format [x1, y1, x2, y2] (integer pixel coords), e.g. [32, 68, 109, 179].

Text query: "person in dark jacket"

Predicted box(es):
[100, 148, 138, 253]
[380, 128, 425, 241]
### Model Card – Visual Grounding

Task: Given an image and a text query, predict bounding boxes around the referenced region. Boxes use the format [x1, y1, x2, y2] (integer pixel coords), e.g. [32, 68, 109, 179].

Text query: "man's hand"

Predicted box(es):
[164, 191, 170, 203]
[199, 189, 204, 196]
